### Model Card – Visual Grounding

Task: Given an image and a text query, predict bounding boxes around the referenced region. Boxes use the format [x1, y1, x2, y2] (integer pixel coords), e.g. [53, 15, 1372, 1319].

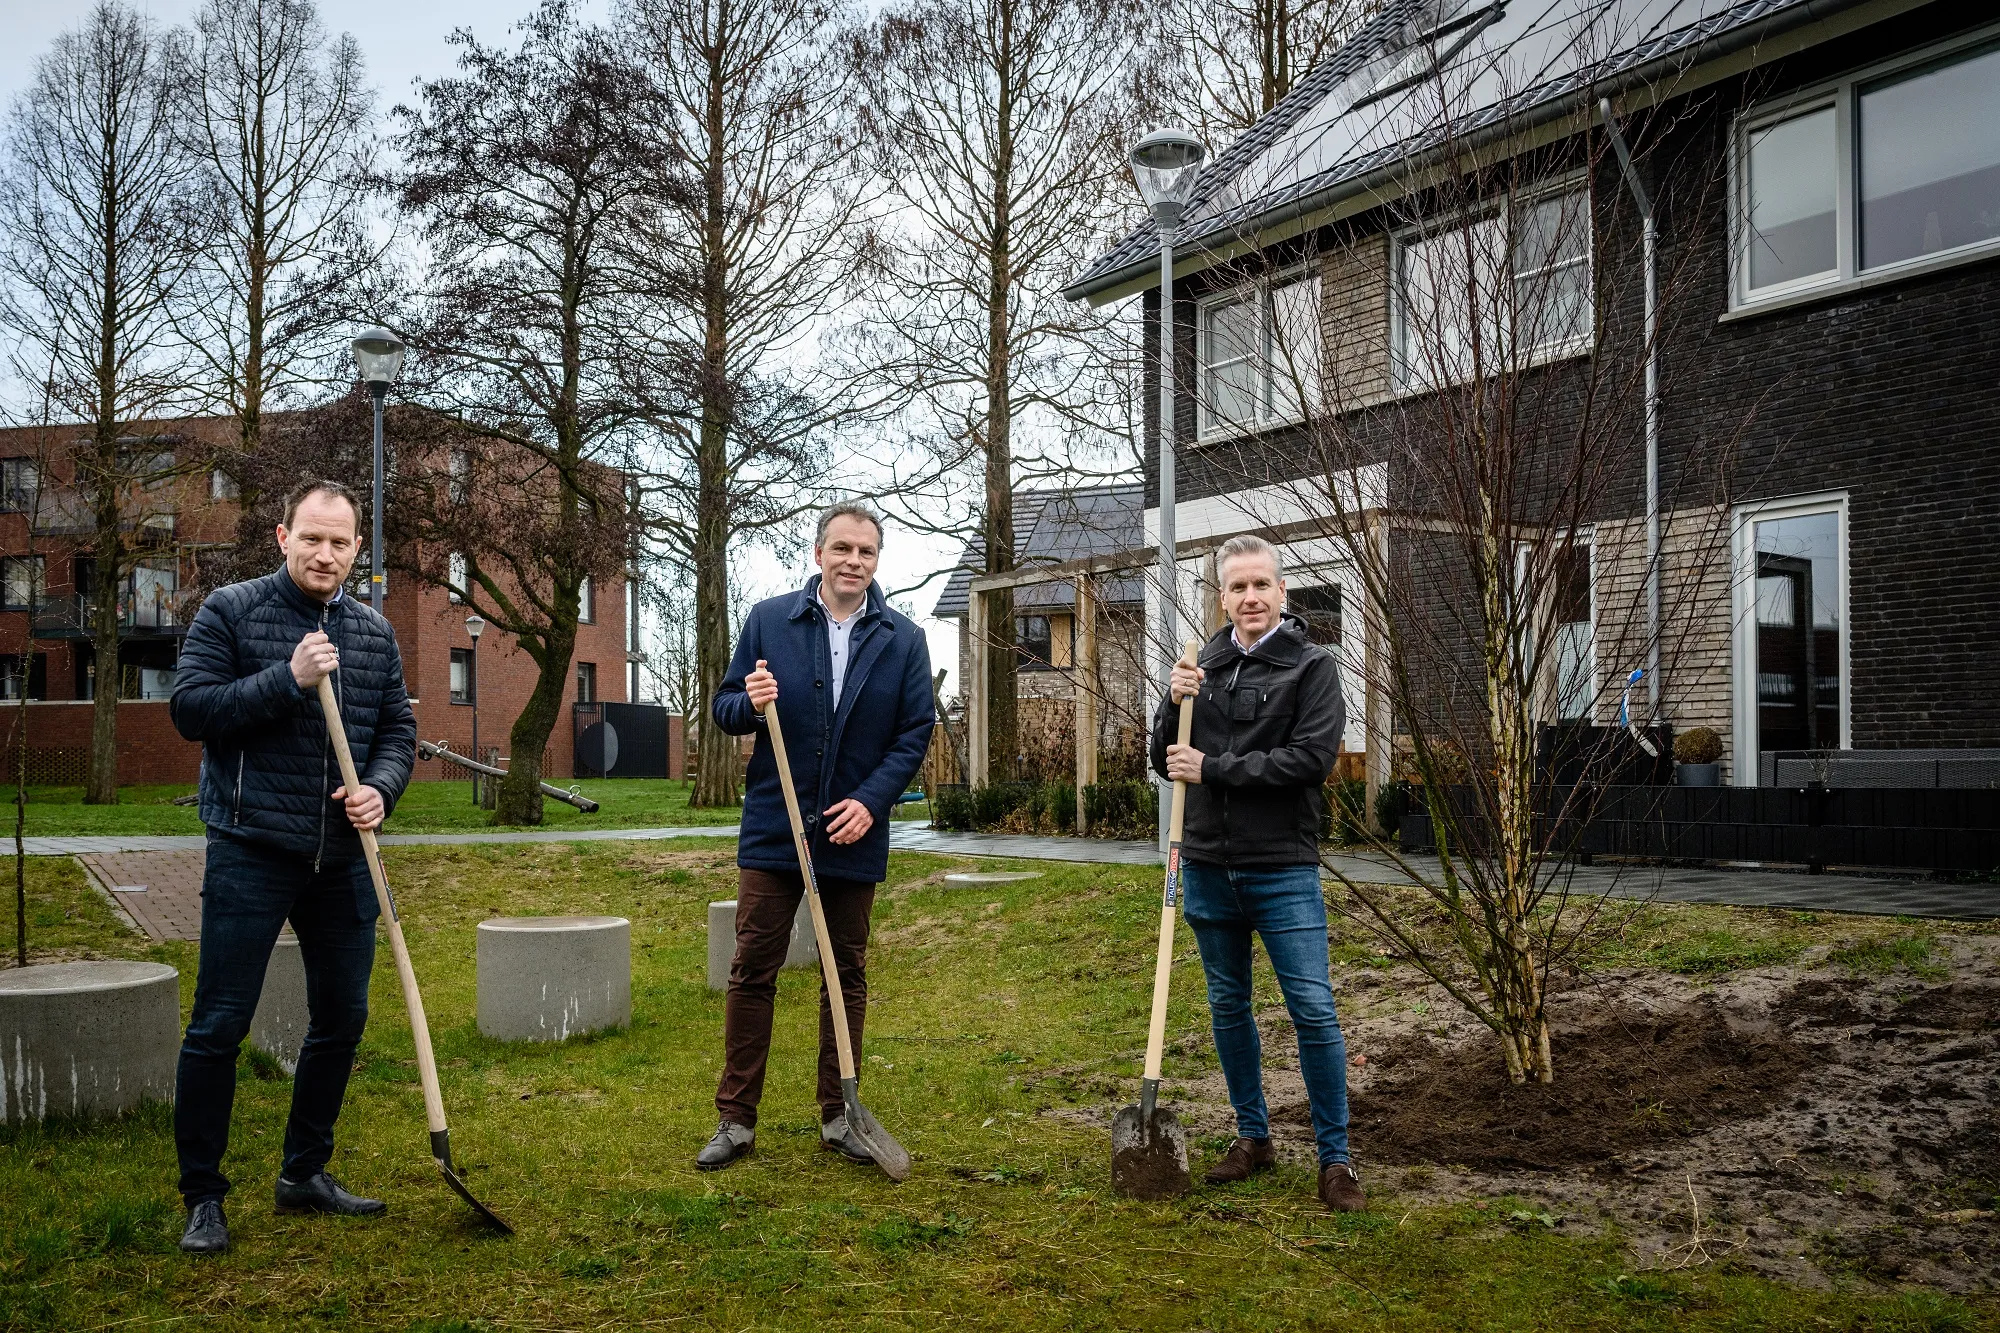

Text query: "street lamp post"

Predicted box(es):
[1128, 127, 1207, 851]
[465, 614, 485, 806]
[350, 327, 406, 616]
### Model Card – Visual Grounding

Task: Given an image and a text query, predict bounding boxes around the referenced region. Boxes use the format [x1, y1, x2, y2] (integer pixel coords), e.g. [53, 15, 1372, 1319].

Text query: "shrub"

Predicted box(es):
[932, 785, 975, 831]
[1083, 780, 1158, 838]
[1673, 726, 1724, 765]
[1325, 777, 1369, 843]
[1374, 780, 1413, 837]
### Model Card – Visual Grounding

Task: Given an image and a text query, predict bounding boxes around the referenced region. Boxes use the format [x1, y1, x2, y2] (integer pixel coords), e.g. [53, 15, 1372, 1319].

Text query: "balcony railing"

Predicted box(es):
[31, 589, 188, 638]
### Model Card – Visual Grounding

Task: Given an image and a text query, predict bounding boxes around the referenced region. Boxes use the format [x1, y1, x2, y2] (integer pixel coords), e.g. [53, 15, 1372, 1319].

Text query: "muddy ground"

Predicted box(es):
[1040, 931, 2000, 1295]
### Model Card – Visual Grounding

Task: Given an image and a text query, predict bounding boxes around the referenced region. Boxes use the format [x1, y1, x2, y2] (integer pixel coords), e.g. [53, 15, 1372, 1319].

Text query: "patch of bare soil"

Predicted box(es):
[1348, 1002, 1807, 1170]
[1043, 935, 2000, 1295]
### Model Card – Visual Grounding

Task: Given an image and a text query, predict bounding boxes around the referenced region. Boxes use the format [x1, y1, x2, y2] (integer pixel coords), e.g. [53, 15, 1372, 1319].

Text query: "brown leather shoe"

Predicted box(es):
[1203, 1137, 1276, 1185]
[1318, 1161, 1366, 1212]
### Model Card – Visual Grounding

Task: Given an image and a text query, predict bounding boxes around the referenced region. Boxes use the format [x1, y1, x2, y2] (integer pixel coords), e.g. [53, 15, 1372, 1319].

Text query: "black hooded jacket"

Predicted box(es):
[171, 566, 416, 867]
[1149, 613, 1345, 867]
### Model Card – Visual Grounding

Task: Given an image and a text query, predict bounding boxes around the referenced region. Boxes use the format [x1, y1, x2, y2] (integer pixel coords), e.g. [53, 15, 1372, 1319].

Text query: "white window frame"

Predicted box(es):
[578, 575, 595, 624]
[1390, 173, 1594, 393]
[1194, 263, 1322, 442]
[448, 551, 466, 604]
[1729, 24, 2000, 313]
[1511, 531, 1596, 723]
[1731, 490, 1850, 784]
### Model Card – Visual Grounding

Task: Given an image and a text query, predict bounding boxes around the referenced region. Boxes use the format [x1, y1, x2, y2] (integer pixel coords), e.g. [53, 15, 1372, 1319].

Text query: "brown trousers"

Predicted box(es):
[715, 867, 875, 1127]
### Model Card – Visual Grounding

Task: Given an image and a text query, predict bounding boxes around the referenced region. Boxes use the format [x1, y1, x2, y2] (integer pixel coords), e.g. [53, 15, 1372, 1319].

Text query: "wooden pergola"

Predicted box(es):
[960, 513, 1395, 835]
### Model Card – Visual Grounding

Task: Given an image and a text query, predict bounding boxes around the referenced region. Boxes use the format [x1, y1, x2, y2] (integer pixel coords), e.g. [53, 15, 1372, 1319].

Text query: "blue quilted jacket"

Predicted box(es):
[713, 577, 935, 884]
[171, 566, 416, 866]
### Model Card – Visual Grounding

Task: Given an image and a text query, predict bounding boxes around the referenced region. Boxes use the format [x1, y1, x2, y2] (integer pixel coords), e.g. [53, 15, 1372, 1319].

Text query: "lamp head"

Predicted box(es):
[465, 613, 484, 642]
[1129, 127, 1208, 227]
[351, 326, 406, 388]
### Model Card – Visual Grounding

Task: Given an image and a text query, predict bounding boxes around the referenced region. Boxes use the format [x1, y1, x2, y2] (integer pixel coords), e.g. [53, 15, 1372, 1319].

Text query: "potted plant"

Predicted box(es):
[1674, 727, 1725, 786]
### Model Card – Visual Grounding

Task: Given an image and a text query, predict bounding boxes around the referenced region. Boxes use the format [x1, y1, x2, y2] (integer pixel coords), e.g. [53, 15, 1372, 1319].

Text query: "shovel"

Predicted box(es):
[760, 699, 911, 1181]
[316, 676, 513, 1233]
[1111, 640, 1200, 1200]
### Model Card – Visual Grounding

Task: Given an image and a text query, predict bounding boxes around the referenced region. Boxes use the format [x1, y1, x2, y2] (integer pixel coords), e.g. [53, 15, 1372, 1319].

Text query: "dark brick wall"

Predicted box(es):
[1144, 1, 2000, 752]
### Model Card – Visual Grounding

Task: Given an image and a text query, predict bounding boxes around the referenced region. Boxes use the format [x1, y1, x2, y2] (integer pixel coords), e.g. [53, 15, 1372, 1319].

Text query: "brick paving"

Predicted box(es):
[28, 825, 2000, 932]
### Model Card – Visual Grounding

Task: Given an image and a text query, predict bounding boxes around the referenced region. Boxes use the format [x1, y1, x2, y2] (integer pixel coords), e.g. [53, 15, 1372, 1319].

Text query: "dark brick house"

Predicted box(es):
[1065, 0, 2000, 790]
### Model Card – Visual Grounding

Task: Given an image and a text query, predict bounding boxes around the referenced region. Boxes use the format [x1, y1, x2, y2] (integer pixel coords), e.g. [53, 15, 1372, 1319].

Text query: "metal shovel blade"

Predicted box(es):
[843, 1078, 911, 1182]
[1110, 1103, 1190, 1200]
[431, 1130, 514, 1234]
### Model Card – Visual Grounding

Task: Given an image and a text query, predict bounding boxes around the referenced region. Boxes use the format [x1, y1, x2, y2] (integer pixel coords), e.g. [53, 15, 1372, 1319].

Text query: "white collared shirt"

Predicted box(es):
[1230, 622, 1279, 656]
[819, 590, 860, 707]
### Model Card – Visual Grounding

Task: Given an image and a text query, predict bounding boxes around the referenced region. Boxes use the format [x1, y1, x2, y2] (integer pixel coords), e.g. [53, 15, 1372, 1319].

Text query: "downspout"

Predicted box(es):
[1601, 99, 1660, 728]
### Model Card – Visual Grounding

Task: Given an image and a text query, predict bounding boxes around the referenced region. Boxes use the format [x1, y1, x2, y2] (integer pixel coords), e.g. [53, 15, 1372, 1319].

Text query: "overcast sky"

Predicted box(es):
[3, 0, 971, 691]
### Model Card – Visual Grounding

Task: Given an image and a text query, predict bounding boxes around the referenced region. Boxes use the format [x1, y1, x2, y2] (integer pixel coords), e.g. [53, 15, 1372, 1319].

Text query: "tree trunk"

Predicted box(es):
[982, 0, 1018, 784]
[84, 437, 122, 805]
[689, 24, 741, 811]
[495, 614, 577, 825]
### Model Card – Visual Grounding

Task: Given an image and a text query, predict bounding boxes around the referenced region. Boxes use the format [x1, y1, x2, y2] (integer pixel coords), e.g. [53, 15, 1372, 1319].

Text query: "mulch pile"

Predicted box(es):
[1348, 1000, 1807, 1171]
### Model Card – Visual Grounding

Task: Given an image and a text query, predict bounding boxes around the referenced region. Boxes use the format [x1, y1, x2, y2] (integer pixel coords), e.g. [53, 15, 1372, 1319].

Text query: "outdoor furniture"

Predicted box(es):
[706, 899, 817, 992]
[250, 935, 307, 1073]
[476, 916, 631, 1042]
[0, 960, 179, 1123]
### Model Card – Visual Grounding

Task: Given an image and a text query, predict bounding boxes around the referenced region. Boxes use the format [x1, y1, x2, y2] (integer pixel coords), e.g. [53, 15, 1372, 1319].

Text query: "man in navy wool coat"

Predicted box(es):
[167, 480, 416, 1254]
[696, 502, 935, 1171]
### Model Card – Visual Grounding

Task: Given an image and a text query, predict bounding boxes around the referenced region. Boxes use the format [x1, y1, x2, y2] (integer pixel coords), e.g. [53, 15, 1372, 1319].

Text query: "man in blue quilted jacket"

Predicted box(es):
[694, 502, 935, 1172]
[167, 480, 416, 1254]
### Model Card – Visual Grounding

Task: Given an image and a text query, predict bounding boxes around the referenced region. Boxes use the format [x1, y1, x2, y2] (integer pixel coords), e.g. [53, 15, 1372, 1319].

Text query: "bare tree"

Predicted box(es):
[852, 0, 1142, 782]
[389, 0, 662, 824]
[178, 0, 380, 473]
[621, 0, 866, 808]
[0, 2, 199, 805]
[1142, 0, 1376, 143]
[1179, 41, 1746, 1081]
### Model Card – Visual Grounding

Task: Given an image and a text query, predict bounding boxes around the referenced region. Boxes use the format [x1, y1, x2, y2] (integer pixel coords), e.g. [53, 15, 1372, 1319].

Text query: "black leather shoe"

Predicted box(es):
[179, 1200, 229, 1254]
[275, 1172, 387, 1217]
[820, 1116, 875, 1165]
[696, 1120, 755, 1172]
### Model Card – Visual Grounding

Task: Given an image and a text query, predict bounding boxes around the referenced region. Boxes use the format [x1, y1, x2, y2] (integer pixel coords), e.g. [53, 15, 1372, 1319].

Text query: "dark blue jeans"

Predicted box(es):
[1182, 861, 1350, 1167]
[175, 835, 378, 1205]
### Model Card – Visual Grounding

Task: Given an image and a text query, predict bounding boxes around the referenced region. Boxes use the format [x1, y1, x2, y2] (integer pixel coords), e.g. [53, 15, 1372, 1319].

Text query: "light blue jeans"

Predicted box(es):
[1182, 861, 1350, 1166]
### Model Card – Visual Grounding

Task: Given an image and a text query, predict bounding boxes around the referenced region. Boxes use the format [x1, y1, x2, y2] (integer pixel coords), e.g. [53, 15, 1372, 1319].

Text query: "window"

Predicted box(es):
[1288, 584, 1343, 646]
[578, 575, 595, 624]
[128, 560, 177, 628]
[450, 648, 475, 704]
[1735, 33, 2000, 306]
[1, 459, 38, 512]
[1394, 183, 1591, 389]
[210, 468, 240, 501]
[1550, 543, 1594, 720]
[0, 654, 46, 700]
[1016, 615, 1054, 671]
[448, 449, 470, 504]
[1, 556, 45, 612]
[448, 552, 466, 603]
[575, 660, 597, 704]
[1735, 497, 1846, 778]
[1197, 269, 1322, 438]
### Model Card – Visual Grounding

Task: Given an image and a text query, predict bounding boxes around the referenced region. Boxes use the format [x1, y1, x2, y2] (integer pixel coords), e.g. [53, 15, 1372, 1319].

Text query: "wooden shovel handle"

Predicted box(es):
[760, 701, 860, 1083]
[317, 675, 448, 1136]
[1143, 640, 1201, 1085]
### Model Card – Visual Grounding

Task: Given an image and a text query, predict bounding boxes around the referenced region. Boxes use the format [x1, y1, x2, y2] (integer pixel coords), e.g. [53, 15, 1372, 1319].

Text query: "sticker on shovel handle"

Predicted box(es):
[1162, 844, 1182, 908]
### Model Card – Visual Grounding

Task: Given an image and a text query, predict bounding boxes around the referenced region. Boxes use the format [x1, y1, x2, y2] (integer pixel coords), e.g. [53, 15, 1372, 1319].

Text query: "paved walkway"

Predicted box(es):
[36, 824, 2000, 924]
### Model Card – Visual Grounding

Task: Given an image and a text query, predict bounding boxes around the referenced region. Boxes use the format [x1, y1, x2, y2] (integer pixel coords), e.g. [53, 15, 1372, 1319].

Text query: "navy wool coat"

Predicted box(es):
[713, 577, 935, 884]
[171, 566, 417, 868]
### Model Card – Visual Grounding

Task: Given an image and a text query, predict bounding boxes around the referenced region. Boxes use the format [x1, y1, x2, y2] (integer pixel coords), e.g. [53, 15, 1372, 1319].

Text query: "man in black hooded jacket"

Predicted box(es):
[1150, 533, 1363, 1212]
[167, 480, 416, 1254]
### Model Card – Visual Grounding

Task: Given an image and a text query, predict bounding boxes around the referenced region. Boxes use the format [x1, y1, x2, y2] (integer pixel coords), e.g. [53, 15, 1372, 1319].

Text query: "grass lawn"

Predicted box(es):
[4, 779, 947, 837]
[3, 846, 1992, 1331]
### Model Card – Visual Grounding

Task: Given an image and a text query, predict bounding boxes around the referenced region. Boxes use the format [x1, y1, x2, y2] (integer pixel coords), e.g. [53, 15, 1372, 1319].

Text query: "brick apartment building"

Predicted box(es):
[0, 414, 635, 786]
[1060, 0, 2000, 797]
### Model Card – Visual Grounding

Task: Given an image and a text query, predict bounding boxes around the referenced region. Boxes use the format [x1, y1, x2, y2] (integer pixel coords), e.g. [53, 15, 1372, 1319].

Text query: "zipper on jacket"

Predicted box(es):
[315, 604, 330, 872]
[233, 752, 244, 824]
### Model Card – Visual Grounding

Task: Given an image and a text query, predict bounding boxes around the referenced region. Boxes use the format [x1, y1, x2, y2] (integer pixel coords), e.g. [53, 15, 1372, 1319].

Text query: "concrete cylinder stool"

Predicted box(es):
[477, 916, 631, 1042]
[250, 935, 307, 1073]
[707, 899, 819, 992]
[0, 960, 179, 1123]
